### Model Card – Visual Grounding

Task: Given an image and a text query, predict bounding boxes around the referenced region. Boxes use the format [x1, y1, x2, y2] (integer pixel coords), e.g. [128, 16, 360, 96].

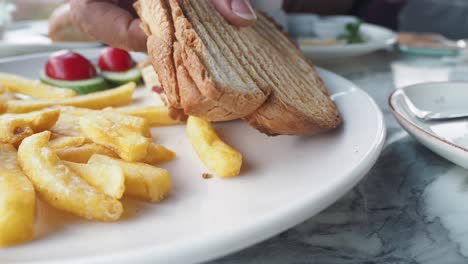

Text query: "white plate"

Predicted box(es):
[390, 82, 468, 170]
[0, 21, 101, 58]
[0, 49, 385, 264]
[299, 23, 396, 60]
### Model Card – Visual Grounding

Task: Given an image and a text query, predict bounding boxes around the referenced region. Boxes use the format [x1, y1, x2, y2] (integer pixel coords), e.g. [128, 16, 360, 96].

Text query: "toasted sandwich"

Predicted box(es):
[135, 0, 341, 135]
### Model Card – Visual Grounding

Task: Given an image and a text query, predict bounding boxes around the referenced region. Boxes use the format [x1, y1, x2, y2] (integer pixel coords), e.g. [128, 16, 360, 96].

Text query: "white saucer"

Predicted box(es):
[390, 82, 468, 169]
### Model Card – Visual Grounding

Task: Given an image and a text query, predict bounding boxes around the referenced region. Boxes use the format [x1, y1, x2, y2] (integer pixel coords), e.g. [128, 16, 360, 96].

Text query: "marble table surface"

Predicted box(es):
[211, 51, 468, 264]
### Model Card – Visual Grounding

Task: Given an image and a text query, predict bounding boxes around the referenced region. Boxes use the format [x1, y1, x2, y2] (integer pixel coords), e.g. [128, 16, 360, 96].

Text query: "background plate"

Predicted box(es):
[0, 21, 101, 58]
[300, 23, 396, 61]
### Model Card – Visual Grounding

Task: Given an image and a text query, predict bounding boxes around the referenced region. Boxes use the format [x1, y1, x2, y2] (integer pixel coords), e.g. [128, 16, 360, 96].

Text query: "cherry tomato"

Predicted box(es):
[98, 47, 134, 72]
[45, 50, 97, 81]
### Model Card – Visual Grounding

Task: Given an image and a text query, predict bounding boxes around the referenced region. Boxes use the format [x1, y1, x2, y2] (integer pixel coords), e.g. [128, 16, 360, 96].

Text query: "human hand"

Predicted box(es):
[210, 0, 257, 27]
[70, 0, 257, 52]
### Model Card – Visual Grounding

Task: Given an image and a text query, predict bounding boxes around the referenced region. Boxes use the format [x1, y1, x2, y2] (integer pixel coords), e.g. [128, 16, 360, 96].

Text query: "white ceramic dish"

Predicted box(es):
[0, 21, 101, 58]
[0, 49, 385, 264]
[390, 82, 468, 169]
[299, 22, 396, 60]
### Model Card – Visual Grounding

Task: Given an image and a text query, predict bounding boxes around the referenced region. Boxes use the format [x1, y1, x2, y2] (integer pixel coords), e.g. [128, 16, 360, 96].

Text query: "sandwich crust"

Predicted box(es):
[244, 13, 341, 135]
[135, 0, 181, 109]
[174, 42, 241, 120]
[244, 80, 342, 136]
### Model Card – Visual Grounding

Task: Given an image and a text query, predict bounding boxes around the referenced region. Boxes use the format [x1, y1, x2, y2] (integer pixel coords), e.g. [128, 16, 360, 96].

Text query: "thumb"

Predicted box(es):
[211, 0, 257, 27]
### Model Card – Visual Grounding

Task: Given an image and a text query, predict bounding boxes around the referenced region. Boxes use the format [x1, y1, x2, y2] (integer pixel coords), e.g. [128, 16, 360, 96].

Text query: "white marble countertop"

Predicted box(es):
[210, 51, 468, 263]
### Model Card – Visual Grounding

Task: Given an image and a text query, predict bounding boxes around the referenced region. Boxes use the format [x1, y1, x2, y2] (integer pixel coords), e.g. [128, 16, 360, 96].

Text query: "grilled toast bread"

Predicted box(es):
[135, 0, 341, 135]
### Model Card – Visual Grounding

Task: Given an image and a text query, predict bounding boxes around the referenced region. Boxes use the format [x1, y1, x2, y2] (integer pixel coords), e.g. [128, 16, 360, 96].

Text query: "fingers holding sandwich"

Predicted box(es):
[70, 0, 147, 51]
[69, 0, 255, 52]
[210, 0, 257, 27]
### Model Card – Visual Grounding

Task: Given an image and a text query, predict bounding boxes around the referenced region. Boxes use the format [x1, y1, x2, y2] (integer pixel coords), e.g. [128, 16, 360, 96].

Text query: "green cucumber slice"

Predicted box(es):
[101, 67, 142, 85]
[40, 70, 108, 94]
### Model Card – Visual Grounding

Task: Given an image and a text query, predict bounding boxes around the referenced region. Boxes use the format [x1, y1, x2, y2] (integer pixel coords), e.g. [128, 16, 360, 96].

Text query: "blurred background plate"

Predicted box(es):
[288, 15, 396, 61]
[0, 20, 101, 58]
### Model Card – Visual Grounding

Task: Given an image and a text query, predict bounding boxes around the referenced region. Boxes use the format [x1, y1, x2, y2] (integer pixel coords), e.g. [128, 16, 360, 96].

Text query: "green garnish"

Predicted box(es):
[338, 19, 364, 44]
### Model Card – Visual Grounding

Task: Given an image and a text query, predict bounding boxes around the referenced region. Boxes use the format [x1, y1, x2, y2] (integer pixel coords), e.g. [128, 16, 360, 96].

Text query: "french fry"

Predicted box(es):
[0, 92, 16, 114]
[0, 72, 76, 99]
[186, 116, 242, 177]
[55, 106, 93, 116]
[140, 64, 160, 89]
[23, 108, 61, 131]
[51, 112, 84, 138]
[49, 136, 87, 149]
[71, 107, 176, 163]
[88, 154, 171, 202]
[0, 92, 17, 100]
[55, 143, 118, 163]
[64, 161, 125, 199]
[142, 142, 176, 165]
[6, 82, 135, 113]
[0, 95, 6, 113]
[0, 144, 35, 247]
[80, 113, 151, 162]
[54, 106, 152, 136]
[0, 108, 60, 144]
[140, 64, 165, 106]
[95, 111, 151, 137]
[107, 106, 182, 126]
[17, 131, 123, 221]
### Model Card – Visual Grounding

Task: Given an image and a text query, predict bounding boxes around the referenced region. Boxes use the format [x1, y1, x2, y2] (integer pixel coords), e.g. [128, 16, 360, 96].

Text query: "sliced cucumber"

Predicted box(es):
[101, 67, 142, 85]
[40, 70, 108, 94]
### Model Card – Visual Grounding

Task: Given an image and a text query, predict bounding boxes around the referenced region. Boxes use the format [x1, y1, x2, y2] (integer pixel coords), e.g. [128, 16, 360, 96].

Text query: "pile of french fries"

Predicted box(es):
[0, 72, 242, 247]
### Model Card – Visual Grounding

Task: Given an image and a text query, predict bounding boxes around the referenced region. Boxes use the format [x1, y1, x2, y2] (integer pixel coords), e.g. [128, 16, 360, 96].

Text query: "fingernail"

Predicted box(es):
[231, 0, 257, 21]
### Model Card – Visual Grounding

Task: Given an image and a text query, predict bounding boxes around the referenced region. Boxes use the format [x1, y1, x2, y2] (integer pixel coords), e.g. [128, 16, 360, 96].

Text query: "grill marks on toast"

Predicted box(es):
[183, 1, 338, 130]
[251, 14, 340, 127]
[137, 0, 341, 135]
[254, 16, 321, 102]
[189, 0, 270, 94]
[175, 41, 236, 119]
[170, 0, 239, 120]
[256, 15, 329, 95]
[192, 1, 280, 100]
[184, 0, 255, 90]
[169, 0, 268, 119]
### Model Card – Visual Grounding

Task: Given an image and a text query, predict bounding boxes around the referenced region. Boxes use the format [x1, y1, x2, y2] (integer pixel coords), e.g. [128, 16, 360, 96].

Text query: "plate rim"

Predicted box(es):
[2, 20, 102, 50]
[0, 50, 386, 264]
[0, 42, 102, 49]
[389, 81, 468, 154]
